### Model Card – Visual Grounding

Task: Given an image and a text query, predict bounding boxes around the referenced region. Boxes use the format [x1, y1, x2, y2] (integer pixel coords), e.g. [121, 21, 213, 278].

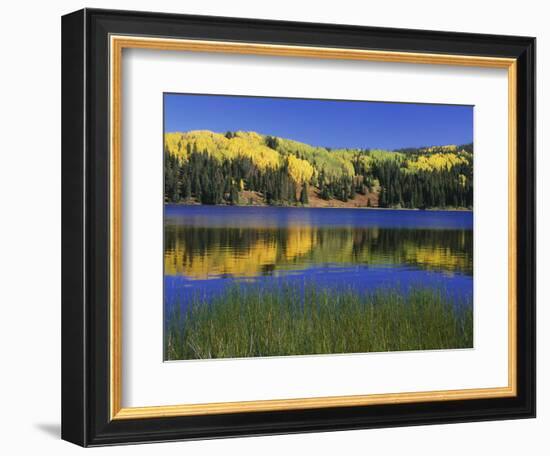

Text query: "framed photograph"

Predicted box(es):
[62, 8, 535, 446]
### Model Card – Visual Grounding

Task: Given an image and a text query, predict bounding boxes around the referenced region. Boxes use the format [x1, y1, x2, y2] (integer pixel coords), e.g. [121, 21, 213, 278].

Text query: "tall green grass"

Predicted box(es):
[165, 284, 473, 360]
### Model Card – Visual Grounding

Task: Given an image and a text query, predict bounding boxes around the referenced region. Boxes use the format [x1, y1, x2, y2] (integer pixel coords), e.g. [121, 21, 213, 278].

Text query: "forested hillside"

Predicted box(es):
[164, 130, 473, 209]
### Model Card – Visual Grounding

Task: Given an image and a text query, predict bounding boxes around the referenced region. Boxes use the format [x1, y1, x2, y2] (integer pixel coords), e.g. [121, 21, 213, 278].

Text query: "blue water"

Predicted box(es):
[164, 206, 473, 312]
[165, 266, 473, 311]
[164, 205, 473, 229]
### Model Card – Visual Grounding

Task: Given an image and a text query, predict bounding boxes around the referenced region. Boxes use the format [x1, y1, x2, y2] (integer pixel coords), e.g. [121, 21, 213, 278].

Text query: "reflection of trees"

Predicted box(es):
[164, 224, 472, 279]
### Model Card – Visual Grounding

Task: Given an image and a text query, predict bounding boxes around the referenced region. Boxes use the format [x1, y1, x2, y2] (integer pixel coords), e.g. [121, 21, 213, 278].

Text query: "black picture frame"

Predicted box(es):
[62, 8, 536, 447]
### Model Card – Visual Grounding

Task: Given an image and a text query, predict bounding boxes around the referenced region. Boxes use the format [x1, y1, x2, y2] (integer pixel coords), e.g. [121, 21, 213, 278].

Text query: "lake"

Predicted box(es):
[164, 205, 473, 313]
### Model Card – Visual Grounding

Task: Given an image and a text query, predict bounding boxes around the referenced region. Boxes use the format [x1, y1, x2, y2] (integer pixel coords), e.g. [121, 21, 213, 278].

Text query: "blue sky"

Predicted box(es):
[164, 93, 473, 150]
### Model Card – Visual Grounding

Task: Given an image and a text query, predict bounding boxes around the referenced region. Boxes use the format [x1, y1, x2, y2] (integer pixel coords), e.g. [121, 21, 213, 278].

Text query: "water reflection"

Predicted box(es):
[164, 206, 473, 280]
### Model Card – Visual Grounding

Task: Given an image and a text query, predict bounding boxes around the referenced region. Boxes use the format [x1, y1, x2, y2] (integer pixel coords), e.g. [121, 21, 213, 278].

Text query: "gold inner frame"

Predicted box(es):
[109, 35, 518, 420]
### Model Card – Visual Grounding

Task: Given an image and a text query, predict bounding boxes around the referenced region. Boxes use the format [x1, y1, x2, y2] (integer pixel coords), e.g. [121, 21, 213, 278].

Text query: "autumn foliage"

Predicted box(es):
[164, 130, 473, 209]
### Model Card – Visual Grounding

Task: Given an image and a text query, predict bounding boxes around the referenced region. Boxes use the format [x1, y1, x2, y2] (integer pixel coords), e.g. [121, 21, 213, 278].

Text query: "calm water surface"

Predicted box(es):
[164, 205, 473, 310]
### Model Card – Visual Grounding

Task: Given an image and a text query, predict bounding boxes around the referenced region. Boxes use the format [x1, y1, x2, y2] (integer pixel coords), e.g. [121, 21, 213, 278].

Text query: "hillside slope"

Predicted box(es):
[164, 130, 473, 209]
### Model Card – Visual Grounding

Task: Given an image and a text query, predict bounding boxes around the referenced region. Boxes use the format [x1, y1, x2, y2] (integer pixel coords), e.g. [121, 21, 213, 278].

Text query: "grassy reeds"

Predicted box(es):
[165, 284, 473, 360]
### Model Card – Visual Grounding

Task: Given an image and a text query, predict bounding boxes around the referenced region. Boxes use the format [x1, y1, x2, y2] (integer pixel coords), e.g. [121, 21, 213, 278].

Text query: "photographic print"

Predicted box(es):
[62, 12, 535, 444]
[163, 94, 474, 361]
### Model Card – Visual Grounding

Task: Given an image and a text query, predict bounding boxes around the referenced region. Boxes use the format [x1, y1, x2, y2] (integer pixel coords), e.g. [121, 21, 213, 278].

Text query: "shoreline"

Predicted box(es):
[165, 202, 473, 213]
